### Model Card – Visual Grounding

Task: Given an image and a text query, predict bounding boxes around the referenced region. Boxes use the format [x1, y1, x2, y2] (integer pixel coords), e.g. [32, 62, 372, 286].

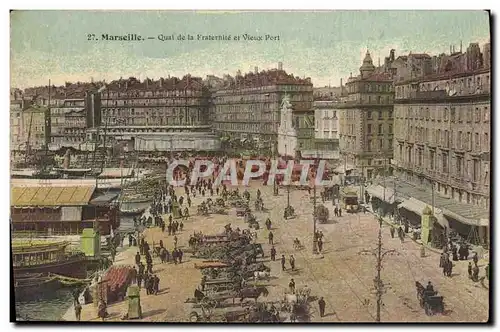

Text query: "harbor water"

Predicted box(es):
[13, 199, 153, 321]
[15, 288, 74, 321]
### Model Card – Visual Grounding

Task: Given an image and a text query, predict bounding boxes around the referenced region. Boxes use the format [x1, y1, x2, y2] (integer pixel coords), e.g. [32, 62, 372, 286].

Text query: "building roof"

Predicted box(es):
[11, 186, 96, 207]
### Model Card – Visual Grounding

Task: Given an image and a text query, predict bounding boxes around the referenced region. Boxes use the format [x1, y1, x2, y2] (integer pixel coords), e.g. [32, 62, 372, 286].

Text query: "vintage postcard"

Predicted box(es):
[10, 10, 490, 323]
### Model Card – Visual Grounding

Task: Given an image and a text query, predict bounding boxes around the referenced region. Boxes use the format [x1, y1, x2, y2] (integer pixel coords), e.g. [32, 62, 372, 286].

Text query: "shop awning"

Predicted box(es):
[398, 198, 448, 228]
[366, 185, 398, 204]
[442, 208, 489, 227]
[398, 198, 440, 216]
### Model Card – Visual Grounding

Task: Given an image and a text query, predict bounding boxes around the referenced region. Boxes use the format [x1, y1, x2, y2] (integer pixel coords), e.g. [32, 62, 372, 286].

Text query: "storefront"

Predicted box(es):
[366, 184, 400, 217]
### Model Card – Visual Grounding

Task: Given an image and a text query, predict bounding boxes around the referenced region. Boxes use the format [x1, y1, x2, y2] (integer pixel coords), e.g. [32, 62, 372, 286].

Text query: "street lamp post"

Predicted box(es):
[273, 140, 278, 196]
[359, 217, 398, 322]
[312, 152, 319, 254]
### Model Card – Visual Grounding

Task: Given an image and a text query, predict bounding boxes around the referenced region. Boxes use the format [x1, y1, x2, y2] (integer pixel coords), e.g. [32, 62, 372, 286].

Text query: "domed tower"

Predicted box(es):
[360, 50, 376, 79]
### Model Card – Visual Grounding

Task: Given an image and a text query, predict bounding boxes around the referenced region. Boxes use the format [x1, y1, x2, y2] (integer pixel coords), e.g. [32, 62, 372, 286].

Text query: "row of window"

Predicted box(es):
[103, 98, 203, 107]
[396, 73, 490, 99]
[400, 125, 489, 152]
[103, 107, 203, 117]
[367, 123, 393, 135]
[105, 89, 202, 98]
[396, 105, 489, 123]
[347, 82, 393, 94]
[398, 145, 488, 184]
[366, 139, 393, 152]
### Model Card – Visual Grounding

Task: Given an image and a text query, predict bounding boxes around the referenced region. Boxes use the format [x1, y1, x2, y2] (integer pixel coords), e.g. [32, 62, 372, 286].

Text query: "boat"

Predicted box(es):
[119, 207, 146, 216]
[12, 240, 93, 279]
[14, 273, 61, 299]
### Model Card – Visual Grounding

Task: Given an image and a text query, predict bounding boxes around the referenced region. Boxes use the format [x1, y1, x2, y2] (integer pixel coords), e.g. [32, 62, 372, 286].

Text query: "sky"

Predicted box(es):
[10, 10, 490, 89]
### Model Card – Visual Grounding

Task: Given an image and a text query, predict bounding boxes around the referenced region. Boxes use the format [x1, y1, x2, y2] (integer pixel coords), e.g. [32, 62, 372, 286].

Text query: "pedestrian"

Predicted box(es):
[172, 249, 178, 264]
[74, 301, 82, 321]
[338, 208, 342, 217]
[289, 255, 296, 271]
[317, 238, 323, 253]
[131, 266, 137, 284]
[216, 187, 219, 196]
[390, 227, 395, 238]
[472, 252, 478, 265]
[270, 246, 276, 261]
[318, 297, 326, 317]
[110, 245, 116, 263]
[178, 249, 184, 263]
[452, 245, 458, 261]
[135, 252, 141, 266]
[468, 262, 473, 279]
[334, 207, 338, 217]
[268, 231, 274, 245]
[289, 278, 296, 293]
[136, 271, 143, 289]
[153, 275, 160, 295]
[281, 255, 286, 271]
[472, 263, 479, 282]
[129, 234, 133, 247]
[174, 235, 178, 248]
[187, 197, 192, 207]
[180, 221, 184, 232]
[97, 299, 108, 321]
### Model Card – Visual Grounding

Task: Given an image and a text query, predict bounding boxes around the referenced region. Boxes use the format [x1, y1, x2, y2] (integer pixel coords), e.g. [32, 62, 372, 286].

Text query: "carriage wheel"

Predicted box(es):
[189, 311, 200, 322]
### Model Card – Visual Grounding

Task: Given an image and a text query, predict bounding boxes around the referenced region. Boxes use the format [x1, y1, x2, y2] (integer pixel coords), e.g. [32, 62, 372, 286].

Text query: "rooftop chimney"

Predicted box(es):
[460, 40, 463, 53]
[450, 45, 452, 54]
[278, 62, 283, 71]
[254, 66, 258, 74]
[340, 78, 343, 87]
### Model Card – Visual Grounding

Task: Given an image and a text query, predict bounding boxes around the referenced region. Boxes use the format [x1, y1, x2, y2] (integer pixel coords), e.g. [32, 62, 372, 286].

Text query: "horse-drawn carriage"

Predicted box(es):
[236, 204, 251, 217]
[415, 282, 444, 316]
[284, 205, 296, 219]
[254, 197, 264, 211]
[315, 204, 329, 224]
[187, 287, 269, 309]
[245, 212, 260, 230]
[188, 301, 279, 323]
[197, 203, 209, 216]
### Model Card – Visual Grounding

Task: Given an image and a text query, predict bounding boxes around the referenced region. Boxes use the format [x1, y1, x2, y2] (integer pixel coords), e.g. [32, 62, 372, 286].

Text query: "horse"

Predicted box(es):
[239, 286, 269, 302]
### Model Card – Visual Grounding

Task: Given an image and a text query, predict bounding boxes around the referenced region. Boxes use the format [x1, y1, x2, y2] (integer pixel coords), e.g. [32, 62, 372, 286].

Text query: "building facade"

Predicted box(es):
[95, 76, 218, 152]
[49, 95, 87, 151]
[392, 42, 490, 244]
[10, 105, 49, 151]
[212, 65, 313, 153]
[313, 101, 340, 160]
[338, 51, 395, 179]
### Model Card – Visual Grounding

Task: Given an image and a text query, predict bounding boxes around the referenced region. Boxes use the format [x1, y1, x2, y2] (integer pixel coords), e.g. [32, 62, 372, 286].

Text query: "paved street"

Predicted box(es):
[65, 181, 489, 322]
